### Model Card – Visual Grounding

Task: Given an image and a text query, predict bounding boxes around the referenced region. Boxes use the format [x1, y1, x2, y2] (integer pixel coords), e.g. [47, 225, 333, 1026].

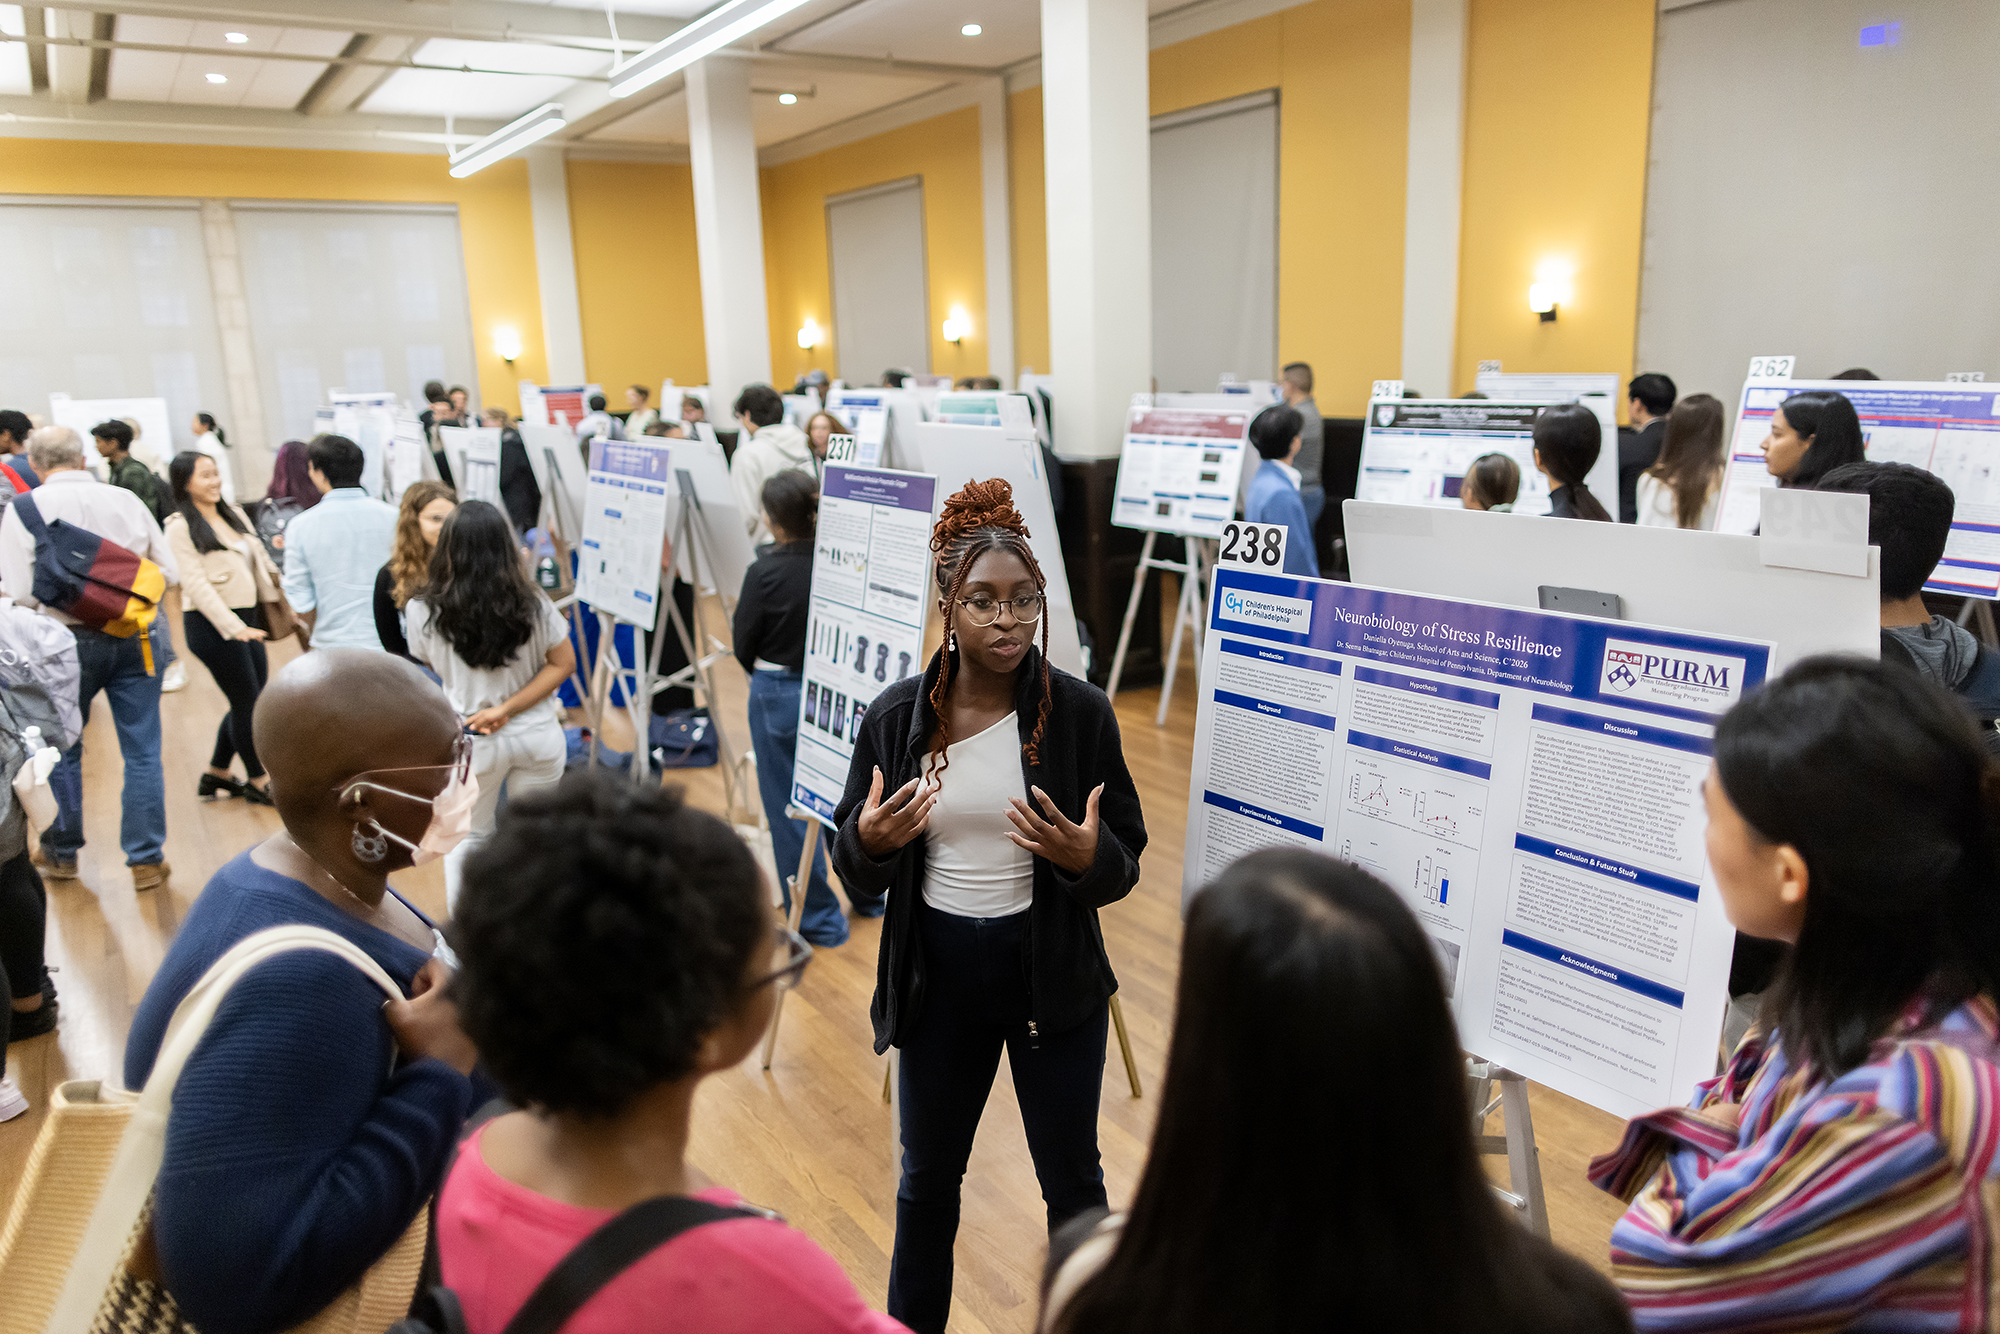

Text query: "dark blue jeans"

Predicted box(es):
[888, 904, 1108, 1334]
[744, 669, 848, 945]
[44, 621, 169, 866]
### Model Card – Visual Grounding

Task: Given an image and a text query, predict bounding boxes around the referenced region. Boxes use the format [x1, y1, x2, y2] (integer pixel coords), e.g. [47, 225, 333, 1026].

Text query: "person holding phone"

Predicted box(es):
[832, 478, 1148, 1334]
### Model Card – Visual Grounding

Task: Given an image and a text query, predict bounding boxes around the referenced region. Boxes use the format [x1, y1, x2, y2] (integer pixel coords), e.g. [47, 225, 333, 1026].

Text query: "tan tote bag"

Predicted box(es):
[0, 925, 431, 1334]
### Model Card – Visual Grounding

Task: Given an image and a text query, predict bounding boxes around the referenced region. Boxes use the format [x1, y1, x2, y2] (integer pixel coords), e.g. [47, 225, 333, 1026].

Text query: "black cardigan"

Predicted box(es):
[732, 540, 813, 673]
[831, 646, 1146, 1053]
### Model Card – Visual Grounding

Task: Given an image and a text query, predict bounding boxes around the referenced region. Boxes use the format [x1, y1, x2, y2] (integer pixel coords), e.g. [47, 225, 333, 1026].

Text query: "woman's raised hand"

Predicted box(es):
[857, 765, 938, 858]
[1006, 784, 1103, 877]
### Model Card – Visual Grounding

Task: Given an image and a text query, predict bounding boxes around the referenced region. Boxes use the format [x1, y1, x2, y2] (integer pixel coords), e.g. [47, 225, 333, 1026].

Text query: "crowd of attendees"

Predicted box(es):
[5, 362, 2000, 1334]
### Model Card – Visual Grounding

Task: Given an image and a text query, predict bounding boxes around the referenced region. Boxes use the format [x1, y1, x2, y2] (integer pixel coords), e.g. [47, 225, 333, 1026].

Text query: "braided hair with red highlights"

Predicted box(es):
[926, 478, 1053, 782]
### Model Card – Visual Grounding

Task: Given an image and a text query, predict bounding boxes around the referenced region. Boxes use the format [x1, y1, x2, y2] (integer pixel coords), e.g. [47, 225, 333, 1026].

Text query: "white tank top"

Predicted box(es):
[920, 711, 1034, 918]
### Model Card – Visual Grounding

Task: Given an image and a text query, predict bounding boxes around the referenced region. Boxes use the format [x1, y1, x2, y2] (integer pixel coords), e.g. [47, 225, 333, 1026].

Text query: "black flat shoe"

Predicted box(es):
[197, 773, 244, 801]
[242, 782, 275, 808]
[9, 974, 58, 1043]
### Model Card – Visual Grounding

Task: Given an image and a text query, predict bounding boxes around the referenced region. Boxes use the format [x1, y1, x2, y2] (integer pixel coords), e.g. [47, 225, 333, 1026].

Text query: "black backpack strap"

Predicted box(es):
[498, 1196, 762, 1334]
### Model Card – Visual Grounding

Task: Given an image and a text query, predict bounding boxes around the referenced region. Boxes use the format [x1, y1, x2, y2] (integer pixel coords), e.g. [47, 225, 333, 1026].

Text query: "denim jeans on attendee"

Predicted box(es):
[1300, 482, 1326, 528]
[887, 904, 1108, 1334]
[745, 669, 849, 945]
[43, 621, 169, 867]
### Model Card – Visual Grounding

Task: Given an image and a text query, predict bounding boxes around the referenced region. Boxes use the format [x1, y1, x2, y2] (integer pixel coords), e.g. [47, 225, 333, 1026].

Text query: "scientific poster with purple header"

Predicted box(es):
[1183, 567, 1774, 1118]
[791, 463, 938, 829]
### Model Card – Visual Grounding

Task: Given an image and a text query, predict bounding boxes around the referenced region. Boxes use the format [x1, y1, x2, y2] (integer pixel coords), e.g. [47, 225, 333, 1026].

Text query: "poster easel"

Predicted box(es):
[1105, 532, 1210, 725]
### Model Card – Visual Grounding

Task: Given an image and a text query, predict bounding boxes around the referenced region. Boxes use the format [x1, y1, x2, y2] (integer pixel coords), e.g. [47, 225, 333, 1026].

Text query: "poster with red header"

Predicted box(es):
[1111, 404, 1252, 538]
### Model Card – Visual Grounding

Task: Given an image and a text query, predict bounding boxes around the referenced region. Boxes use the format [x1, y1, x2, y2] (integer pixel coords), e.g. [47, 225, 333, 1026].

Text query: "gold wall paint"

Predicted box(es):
[0, 137, 547, 414]
[565, 159, 707, 395]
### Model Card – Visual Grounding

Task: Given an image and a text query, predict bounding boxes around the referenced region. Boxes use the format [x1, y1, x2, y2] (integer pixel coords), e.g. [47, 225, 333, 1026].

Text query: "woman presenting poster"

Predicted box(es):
[831, 479, 1147, 1334]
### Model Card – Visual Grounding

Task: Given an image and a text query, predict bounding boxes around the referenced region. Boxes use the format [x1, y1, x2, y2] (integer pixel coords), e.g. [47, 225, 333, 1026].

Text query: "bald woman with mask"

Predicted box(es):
[121, 650, 485, 1334]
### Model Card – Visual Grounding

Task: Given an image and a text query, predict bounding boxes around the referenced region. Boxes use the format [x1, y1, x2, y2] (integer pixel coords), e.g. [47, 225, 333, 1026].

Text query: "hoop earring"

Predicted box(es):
[352, 821, 389, 864]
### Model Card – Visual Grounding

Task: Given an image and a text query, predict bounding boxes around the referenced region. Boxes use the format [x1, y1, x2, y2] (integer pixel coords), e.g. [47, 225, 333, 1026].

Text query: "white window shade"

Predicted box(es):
[233, 202, 477, 446]
[0, 197, 226, 457]
[1151, 93, 1279, 393]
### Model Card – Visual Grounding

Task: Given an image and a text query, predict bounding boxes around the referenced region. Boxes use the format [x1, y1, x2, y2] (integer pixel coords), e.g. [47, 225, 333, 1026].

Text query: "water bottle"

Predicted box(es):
[536, 553, 560, 590]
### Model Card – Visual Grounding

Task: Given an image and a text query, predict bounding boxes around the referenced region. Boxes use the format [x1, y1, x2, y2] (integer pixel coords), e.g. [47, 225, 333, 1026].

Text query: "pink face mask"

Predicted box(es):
[339, 742, 479, 865]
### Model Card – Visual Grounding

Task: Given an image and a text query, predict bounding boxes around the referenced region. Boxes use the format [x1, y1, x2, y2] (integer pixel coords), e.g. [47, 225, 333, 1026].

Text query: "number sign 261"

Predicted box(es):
[1218, 521, 1288, 571]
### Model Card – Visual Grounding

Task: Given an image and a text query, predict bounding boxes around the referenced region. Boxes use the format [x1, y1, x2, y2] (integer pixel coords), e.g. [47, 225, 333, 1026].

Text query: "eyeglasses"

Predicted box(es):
[956, 593, 1044, 626]
[747, 925, 814, 993]
[334, 732, 474, 800]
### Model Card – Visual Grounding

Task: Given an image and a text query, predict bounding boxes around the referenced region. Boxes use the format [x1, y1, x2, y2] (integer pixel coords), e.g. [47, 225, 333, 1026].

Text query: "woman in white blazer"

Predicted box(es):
[165, 450, 282, 805]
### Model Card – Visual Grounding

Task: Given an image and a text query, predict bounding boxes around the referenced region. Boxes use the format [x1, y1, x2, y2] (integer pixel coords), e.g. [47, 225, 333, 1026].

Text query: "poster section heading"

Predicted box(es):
[1184, 567, 1773, 1119]
[1719, 380, 2000, 597]
[792, 464, 939, 829]
[1356, 400, 1560, 513]
[1112, 407, 1251, 538]
[577, 438, 672, 628]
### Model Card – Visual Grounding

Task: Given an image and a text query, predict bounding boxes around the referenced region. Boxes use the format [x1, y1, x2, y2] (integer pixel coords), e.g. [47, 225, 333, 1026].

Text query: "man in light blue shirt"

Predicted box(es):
[281, 434, 398, 650]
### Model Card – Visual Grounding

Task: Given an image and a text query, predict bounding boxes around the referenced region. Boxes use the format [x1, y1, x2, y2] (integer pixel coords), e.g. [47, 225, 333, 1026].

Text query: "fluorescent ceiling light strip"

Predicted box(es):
[608, 0, 814, 98]
[448, 102, 567, 178]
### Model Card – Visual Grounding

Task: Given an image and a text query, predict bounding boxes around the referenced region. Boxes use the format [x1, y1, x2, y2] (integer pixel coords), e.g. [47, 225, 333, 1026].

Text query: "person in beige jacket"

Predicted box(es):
[164, 450, 283, 805]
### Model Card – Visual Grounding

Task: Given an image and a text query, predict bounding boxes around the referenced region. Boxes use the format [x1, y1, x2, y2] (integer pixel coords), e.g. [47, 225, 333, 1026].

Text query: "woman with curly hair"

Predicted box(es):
[831, 478, 1148, 1334]
[373, 480, 456, 661]
[404, 499, 574, 911]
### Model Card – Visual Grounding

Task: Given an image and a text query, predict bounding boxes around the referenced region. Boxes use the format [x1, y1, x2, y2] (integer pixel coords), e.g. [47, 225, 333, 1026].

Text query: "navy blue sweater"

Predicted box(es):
[124, 852, 476, 1334]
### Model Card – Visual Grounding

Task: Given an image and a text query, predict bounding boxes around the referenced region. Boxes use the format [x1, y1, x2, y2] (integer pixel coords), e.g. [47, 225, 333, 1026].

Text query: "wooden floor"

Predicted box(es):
[1, 603, 1631, 1334]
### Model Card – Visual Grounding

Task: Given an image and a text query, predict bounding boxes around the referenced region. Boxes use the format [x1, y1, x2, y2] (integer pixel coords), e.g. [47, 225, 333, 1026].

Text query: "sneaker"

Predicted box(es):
[8, 973, 58, 1043]
[161, 660, 188, 693]
[131, 860, 171, 892]
[31, 846, 77, 880]
[0, 1074, 26, 1122]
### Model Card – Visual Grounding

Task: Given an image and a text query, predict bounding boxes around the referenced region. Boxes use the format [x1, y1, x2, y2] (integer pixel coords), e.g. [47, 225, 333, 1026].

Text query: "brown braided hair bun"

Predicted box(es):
[927, 478, 1053, 780]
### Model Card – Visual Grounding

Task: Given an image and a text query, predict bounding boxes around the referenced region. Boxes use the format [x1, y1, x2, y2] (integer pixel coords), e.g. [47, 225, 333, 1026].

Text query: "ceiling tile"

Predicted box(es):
[752, 71, 953, 145]
[773, 0, 1035, 66]
[362, 68, 584, 120]
[524, 0, 714, 15]
[0, 6, 32, 97]
[241, 54, 331, 109]
[167, 51, 265, 106]
[583, 88, 688, 144]
[106, 49, 182, 102]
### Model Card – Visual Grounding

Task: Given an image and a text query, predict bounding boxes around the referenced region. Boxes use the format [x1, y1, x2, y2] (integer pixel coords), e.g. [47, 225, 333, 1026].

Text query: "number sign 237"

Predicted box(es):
[1218, 520, 1288, 571]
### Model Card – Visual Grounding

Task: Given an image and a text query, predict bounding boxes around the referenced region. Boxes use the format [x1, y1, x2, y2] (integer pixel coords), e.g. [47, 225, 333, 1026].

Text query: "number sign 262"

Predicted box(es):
[1219, 521, 1288, 570]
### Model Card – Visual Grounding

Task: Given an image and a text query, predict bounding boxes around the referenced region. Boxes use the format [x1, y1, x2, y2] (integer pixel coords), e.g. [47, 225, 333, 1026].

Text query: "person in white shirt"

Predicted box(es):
[573, 394, 624, 451]
[1634, 393, 1727, 531]
[729, 384, 816, 544]
[0, 427, 179, 888]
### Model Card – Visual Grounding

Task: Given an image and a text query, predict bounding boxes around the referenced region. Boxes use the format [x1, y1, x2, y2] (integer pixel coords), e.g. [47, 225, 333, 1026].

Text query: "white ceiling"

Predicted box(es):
[585, 67, 952, 146]
[0, 7, 30, 96]
[106, 17, 349, 109]
[358, 37, 611, 120]
[773, 0, 1035, 66]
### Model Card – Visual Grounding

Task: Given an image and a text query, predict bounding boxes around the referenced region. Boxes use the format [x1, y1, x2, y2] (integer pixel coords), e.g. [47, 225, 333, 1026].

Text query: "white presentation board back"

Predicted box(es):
[1184, 565, 1774, 1118]
[660, 429, 753, 600]
[387, 414, 427, 498]
[49, 395, 175, 480]
[792, 464, 939, 828]
[1358, 398, 1618, 518]
[1718, 378, 2000, 598]
[439, 426, 501, 509]
[329, 391, 400, 500]
[577, 438, 672, 628]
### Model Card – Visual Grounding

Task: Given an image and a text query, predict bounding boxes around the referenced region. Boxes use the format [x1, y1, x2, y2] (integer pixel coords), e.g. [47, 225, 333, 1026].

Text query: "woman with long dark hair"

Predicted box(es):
[165, 449, 282, 805]
[1591, 657, 2000, 1328]
[1636, 393, 1726, 529]
[1761, 389, 1865, 489]
[1042, 848, 1628, 1334]
[404, 500, 574, 911]
[832, 478, 1147, 1334]
[1533, 402, 1613, 520]
[373, 480, 456, 661]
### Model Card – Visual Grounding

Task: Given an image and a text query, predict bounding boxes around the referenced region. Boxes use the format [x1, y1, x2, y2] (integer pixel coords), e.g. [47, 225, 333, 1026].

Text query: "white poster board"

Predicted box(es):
[828, 388, 927, 469]
[1344, 501, 1880, 674]
[1357, 398, 1618, 518]
[577, 438, 672, 628]
[329, 390, 399, 500]
[1183, 566, 1774, 1118]
[1112, 403, 1253, 537]
[387, 414, 428, 499]
[1717, 378, 2000, 597]
[48, 395, 176, 479]
[661, 428, 754, 600]
[519, 382, 601, 432]
[440, 426, 502, 509]
[908, 419, 1085, 678]
[1471, 371, 1622, 465]
[792, 464, 939, 828]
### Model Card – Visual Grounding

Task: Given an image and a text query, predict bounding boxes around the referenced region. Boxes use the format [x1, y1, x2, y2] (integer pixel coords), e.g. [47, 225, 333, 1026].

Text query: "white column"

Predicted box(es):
[1041, 0, 1151, 459]
[1401, 0, 1468, 398]
[525, 147, 588, 385]
[977, 78, 1016, 389]
[686, 55, 773, 412]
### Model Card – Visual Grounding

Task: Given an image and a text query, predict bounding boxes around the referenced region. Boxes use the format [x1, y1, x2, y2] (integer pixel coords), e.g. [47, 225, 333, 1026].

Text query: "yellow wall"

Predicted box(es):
[565, 159, 706, 394]
[0, 137, 547, 414]
[1008, 88, 1050, 379]
[1455, 0, 1655, 408]
[760, 106, 990, 387]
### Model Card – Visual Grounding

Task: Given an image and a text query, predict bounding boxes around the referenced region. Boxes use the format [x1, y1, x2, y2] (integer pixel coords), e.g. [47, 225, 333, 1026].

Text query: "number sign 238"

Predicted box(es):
[1218, 521, 1288, 570]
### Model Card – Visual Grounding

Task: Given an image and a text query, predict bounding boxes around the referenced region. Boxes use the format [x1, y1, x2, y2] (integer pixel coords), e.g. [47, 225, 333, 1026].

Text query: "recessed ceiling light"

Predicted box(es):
[778, 92, 797, 104]
[222, 31, 249, 43]
[205, 72, 228, 84]
[962, 23, 982, 36]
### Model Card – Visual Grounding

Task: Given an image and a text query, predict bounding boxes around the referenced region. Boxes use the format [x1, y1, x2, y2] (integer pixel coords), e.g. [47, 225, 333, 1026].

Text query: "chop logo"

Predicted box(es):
[1599, 640, 1746, 714]
[1375, 405, 1397, 427]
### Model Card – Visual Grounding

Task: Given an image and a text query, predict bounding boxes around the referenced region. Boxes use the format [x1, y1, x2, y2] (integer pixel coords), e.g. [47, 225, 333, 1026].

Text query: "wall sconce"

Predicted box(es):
[797, 317, 823, 350]
[1528, 285, 1559, 322]
[1528, 261, 1572, 324]
[941, 305, 970, 345]
[494, 325, 523, 363]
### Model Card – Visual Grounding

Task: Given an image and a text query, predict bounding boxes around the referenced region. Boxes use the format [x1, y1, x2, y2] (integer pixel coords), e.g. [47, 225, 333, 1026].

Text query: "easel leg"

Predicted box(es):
[1110, 995, 1141, 1098]
[1156, 551, 1198, 727]
[1499, 1073, 1551, 1238]
[761, 819, 821, 1070]
[1104, 531, 1157, 700]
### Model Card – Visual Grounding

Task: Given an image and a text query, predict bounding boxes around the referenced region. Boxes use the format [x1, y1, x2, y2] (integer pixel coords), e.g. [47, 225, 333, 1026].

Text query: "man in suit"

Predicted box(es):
[1618, 372, 1676, 523]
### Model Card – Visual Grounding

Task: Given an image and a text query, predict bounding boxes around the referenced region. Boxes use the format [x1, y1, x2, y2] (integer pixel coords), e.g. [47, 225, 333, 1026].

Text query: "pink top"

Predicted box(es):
[438, 1127, 907, 1334]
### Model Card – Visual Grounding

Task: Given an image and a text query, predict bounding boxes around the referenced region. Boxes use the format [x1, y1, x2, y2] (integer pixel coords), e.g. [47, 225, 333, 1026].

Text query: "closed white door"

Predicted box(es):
[827, 179, 930, 385]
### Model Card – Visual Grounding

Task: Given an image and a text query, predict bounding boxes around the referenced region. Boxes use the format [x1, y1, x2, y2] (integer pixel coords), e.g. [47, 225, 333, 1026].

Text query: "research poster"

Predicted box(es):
[388, 414, 428, 498]
[827, 390, 893, 467]
[519, 382, 600, 431]
[439, 426, 501, 509]
[577, 438, 672, 628]
[791, 464, 939, 828]
[1111, 405, 1252, 538]
[1718, 379, 2000, 596]
[1182, 568, 1773, 1118]
[1357, 399, 1568, 513]
[330, 391, 399, 499]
